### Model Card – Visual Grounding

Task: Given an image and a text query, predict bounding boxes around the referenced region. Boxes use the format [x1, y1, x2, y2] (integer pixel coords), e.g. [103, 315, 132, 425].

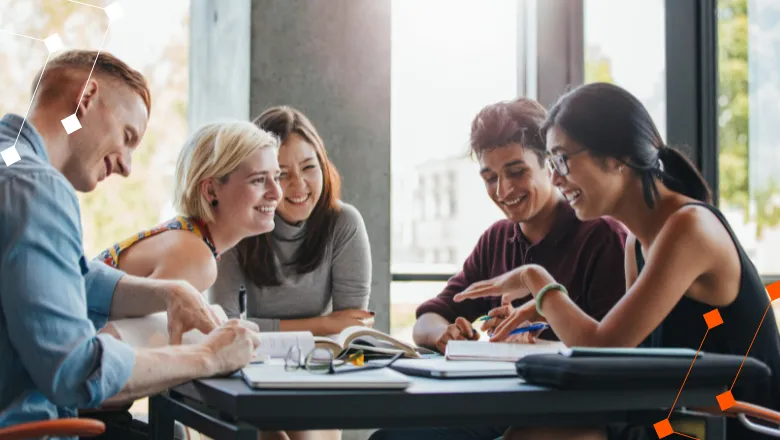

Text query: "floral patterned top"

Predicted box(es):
[95, 215, 218, 269]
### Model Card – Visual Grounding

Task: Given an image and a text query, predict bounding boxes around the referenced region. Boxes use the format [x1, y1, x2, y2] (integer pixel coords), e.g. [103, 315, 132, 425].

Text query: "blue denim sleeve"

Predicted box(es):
[84, 259, 124, 330]
[0, 172, 134, 408]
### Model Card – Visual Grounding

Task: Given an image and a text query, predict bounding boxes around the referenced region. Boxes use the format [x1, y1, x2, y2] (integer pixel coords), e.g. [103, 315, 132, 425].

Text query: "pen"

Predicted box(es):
[507, 322, 549, 336]
[239, 285, 247, 321]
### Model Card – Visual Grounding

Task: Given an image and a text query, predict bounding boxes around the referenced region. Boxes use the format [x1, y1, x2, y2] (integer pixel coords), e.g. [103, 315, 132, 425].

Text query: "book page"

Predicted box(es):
[109, 305, 228, 348]
[256, 331, 315, 359]
[313, 337, 344, 354]
[336, 326, 411, 349]
[334, 326, 420, 358]
[109, 311, 171, 348]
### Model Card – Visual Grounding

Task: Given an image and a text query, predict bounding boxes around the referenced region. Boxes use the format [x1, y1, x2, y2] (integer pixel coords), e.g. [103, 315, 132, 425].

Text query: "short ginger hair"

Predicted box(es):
[32, 50, 151, 115]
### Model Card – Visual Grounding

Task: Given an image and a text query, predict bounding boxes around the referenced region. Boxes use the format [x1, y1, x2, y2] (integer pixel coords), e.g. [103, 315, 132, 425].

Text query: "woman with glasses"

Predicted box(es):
[454, 83, 780, 440]
[409, 97, 629, 355]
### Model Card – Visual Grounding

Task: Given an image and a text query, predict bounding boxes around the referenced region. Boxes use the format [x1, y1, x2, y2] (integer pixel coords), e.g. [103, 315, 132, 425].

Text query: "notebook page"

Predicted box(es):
[445, 340, 565, 362]
[109, 305, 228, 348]
[256, 331, 316, 359]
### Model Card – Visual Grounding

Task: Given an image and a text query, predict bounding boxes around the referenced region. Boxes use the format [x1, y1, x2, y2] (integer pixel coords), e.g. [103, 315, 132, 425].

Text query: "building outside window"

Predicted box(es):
[390, 0, 514, 338]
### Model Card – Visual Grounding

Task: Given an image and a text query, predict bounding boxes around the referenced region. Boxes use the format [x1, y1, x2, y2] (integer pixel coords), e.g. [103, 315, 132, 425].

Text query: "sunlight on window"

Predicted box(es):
[583, 0, 666, 139]
[0, 0, 189, 258]
[390, 0, 514, 337]
[716, 0, 780, 276]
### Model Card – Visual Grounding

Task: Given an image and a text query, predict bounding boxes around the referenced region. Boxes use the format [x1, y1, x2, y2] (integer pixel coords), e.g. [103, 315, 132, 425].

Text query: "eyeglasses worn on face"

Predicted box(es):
[545, 149, 588, 176]
[284, 345, 404, 375]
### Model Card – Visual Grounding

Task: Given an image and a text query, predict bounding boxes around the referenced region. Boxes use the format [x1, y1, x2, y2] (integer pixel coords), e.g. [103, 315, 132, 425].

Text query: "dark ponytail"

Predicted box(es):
[657, 145, 712, 204]
[541, 82, 712, 208]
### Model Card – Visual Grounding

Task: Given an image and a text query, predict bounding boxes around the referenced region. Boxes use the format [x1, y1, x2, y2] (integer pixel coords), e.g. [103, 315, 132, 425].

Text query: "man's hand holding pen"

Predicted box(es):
[435, 317, 479, 354]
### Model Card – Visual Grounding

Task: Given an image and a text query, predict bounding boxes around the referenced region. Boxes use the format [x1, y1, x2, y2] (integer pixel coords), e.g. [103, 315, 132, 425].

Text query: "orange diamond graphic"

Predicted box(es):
[767, 281, 780, 302]
[703, 309, 723, 329]
[653, 419, 674, 438]
[717, 390, 736, 411]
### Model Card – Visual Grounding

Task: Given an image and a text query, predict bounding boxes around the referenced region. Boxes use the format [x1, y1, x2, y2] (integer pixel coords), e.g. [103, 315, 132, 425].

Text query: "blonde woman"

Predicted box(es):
[96, 120, 282, 294]
[88, 121, 280, 439]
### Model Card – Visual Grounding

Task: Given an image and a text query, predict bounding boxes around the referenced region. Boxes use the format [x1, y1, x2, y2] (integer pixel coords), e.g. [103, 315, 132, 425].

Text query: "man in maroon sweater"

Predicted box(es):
[412, 97, 629, 354]
[370, 100, 628, 440]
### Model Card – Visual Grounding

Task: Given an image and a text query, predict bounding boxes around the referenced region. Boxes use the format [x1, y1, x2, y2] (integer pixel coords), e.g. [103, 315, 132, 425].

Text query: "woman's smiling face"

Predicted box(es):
[275, 133, 324, 224]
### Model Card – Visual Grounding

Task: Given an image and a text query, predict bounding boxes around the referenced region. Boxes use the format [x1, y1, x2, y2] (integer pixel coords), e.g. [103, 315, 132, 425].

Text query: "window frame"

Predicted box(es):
[665, 0, 719, 206]
[667, 0, 778, 282]
[390, 0, 582, 283]
[391, 0, 778, 285]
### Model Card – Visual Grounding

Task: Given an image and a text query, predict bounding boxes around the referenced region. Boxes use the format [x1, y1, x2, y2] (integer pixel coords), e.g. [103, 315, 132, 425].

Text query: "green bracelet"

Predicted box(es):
[535, 283, 567, 317]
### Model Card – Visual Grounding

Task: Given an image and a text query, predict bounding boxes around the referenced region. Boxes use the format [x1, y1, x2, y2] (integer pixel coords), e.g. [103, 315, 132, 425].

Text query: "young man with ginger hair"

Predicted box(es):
[0, 50, 260, 439]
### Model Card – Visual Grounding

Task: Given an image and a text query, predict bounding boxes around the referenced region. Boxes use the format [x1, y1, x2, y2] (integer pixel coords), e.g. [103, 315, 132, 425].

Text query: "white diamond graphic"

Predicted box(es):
[61, 115, 82, 134]
[105, 2, 124, 22]
[44, 33, 63, 54]
[1, 146, 21, 166]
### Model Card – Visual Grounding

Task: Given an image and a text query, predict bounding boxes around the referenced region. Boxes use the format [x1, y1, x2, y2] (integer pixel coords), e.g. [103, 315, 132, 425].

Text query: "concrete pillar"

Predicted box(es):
[523, 0, 584, 109]
[189, 0, 252, 130]
[249, 0, 392, 336]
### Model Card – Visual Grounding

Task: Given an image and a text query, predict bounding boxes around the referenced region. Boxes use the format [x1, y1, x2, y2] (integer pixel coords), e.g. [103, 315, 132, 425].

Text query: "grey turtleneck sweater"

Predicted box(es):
[208, 201, 372, 331]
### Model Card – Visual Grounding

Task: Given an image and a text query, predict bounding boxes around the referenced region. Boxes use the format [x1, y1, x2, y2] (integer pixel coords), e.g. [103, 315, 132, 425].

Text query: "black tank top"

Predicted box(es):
[636, 202, 780, 438]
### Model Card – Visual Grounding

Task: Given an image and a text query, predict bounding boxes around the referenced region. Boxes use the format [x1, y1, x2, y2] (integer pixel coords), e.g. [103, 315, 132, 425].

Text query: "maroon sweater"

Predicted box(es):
[416, 202, 628, 340]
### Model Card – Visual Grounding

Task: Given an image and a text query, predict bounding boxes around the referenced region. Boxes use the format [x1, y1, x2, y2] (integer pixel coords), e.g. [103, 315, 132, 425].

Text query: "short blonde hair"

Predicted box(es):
[173, 121, 279, 222]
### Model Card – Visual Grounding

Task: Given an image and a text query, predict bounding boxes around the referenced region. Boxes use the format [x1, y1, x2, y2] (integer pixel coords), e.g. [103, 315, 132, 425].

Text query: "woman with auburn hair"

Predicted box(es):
[209, 106, 373, 440]
[95, 120, 282, 296]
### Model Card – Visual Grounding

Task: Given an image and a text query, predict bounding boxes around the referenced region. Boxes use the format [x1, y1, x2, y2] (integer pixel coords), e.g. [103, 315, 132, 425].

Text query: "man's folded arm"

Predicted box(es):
[0, 173, 134, 408]
[84, 259, 124, 329]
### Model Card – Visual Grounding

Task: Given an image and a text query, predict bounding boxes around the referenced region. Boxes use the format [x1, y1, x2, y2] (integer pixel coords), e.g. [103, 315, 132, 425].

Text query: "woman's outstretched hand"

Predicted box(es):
[453, 266, 533, 304]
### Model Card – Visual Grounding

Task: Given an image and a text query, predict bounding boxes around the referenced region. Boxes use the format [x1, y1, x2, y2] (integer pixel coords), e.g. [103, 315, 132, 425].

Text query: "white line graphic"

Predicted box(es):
[1, 1, 125, 166]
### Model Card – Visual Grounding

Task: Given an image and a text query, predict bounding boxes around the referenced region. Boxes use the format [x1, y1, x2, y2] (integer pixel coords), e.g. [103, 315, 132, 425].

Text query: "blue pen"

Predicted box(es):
[506, 322, 549, 336]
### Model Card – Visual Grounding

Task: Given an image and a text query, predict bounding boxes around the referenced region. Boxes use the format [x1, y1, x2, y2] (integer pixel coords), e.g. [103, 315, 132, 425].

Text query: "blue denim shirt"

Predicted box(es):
[0, 114, 135, 432]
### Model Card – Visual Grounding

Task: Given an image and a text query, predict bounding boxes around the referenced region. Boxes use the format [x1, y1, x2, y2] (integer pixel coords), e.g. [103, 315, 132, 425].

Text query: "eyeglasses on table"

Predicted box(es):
[284, 345, 404, 375]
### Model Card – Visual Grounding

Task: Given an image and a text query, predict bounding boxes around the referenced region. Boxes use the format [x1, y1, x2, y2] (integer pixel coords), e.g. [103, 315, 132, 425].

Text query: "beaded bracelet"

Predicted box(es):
[535, 283, 567, 317]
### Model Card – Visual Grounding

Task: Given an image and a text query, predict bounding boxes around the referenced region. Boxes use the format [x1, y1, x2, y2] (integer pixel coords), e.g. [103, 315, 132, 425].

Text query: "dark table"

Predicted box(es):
[149, 373, 727, 440]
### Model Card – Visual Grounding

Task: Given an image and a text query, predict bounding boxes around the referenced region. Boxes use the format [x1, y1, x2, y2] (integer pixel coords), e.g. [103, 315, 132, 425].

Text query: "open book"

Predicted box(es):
[314, 326, 422, 359]
[105, 307, 422, 360]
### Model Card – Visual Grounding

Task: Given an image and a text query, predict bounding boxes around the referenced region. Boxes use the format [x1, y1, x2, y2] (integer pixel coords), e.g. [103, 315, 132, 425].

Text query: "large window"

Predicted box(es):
[0, 0, 189, 258]
[390, 0, 514, 338]
[583, 0, 666, 138]
[716, 0, 780, 277]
